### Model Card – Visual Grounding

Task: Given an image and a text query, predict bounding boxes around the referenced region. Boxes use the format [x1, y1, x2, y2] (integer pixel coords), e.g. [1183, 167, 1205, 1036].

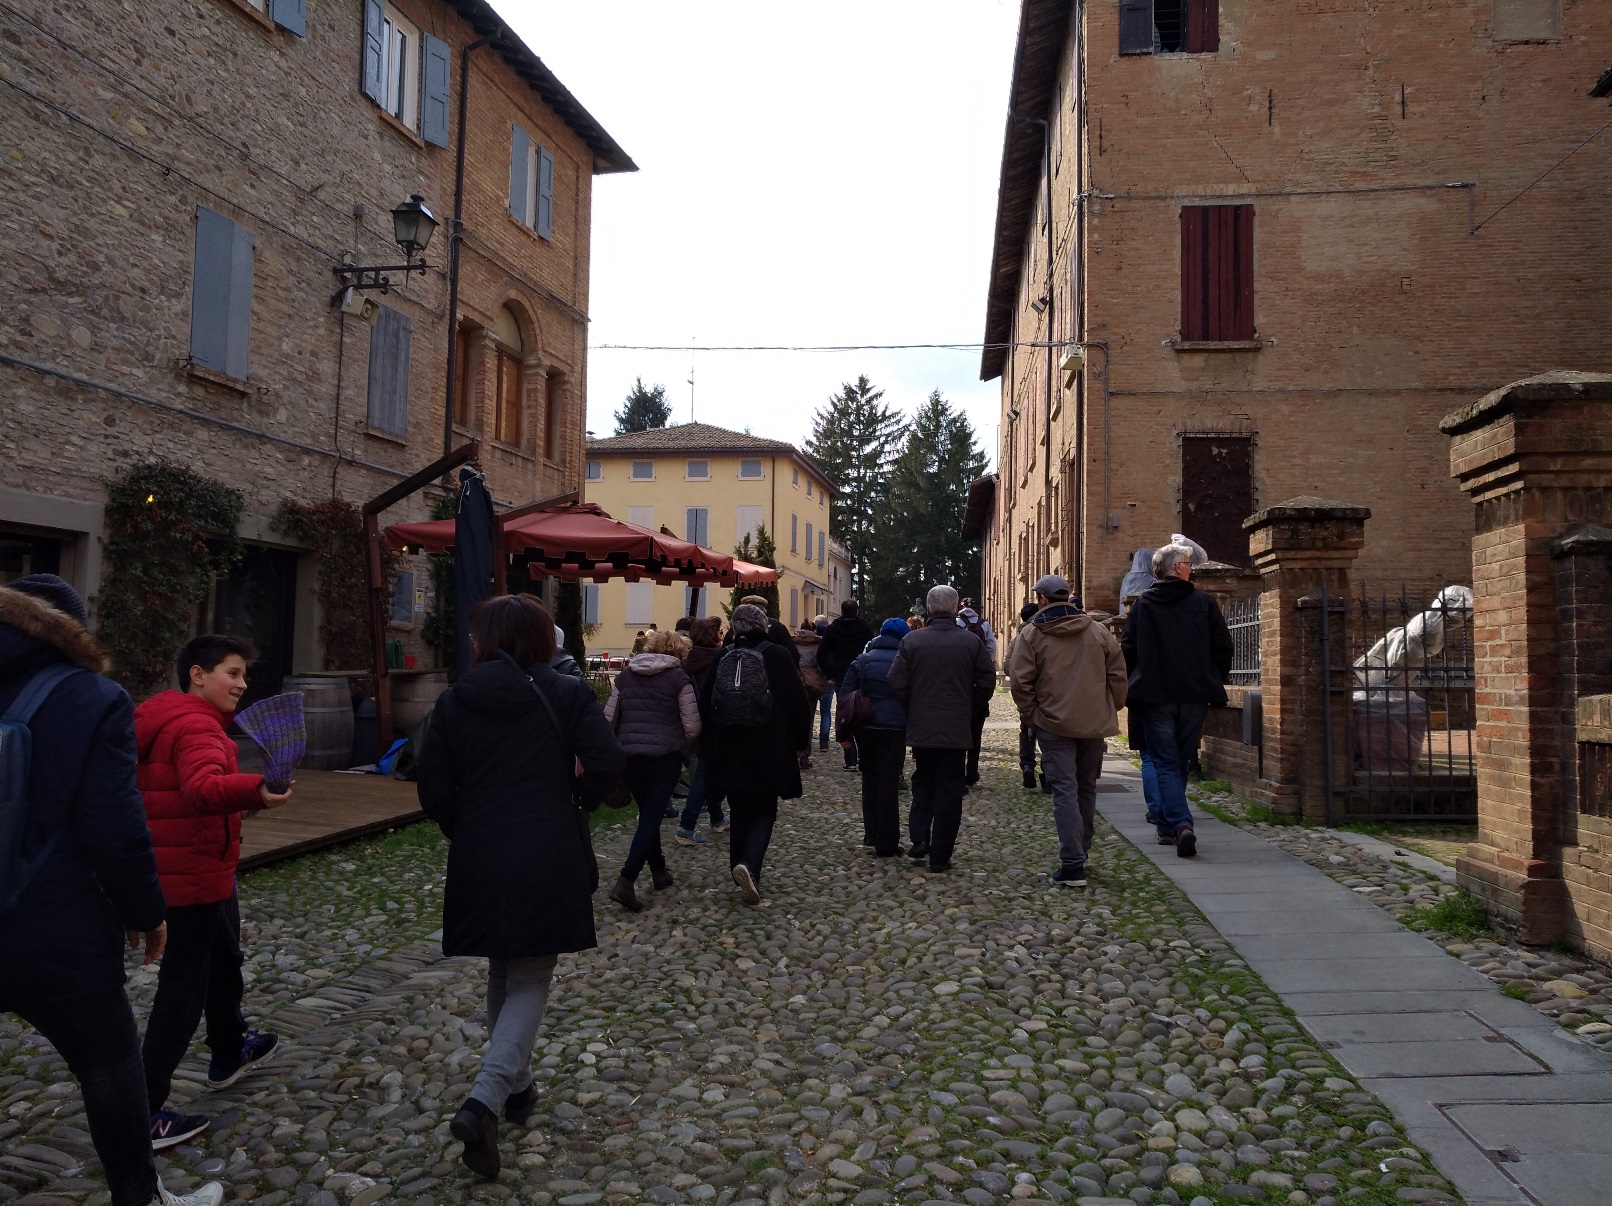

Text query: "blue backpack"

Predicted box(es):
[0, 664, 83, 914]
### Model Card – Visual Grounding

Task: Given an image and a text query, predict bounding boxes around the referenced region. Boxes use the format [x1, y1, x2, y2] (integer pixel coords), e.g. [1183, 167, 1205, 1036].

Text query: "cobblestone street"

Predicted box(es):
[1, 723, 1460, 1206]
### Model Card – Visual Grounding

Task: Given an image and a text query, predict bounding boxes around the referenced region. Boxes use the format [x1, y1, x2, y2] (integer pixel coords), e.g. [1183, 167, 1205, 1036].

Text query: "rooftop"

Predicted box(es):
[451, 0, 635, 174]
[586, 423, 837, 492]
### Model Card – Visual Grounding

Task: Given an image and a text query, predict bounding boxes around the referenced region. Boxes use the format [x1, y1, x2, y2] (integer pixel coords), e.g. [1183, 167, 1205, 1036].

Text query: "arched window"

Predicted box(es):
[493, 306, 524, 446]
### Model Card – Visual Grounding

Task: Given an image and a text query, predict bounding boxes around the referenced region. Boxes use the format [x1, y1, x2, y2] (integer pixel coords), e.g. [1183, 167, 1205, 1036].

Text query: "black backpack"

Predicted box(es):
[0, 664, 83, 915]
[711, 645, 773, 726]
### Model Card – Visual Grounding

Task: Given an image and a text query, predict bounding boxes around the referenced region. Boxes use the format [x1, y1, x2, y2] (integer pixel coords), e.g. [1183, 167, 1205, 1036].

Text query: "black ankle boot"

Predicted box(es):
[504, 1085, 534, 1125]
[451, 1098, 500, 1179]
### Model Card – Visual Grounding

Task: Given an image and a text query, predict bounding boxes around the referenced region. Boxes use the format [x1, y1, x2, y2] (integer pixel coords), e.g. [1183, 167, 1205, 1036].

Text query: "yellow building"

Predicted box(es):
[583, 423, 840, 655]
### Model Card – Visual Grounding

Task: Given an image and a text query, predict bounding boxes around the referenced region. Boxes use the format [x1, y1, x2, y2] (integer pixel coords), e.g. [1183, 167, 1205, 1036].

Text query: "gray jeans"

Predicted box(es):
[469, 954, 559, 1112]
[1036, 730, 1104, 868]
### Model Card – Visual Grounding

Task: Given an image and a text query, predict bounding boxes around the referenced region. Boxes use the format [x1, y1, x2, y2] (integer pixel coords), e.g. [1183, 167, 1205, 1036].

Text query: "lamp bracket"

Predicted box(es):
[332, 260, 428, 293]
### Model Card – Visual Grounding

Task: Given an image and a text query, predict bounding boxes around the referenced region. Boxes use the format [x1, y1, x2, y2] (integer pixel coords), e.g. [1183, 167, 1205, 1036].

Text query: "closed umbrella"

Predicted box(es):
[453, 466, 495, 677]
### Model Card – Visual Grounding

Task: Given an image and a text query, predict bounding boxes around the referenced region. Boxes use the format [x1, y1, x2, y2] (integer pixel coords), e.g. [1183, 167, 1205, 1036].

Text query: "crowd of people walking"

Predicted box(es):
[1, 537, 1230, 1198]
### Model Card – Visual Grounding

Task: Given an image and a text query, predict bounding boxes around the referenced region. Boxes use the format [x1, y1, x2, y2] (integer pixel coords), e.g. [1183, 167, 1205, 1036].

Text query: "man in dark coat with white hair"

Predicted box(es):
[887, 585, 995, 873]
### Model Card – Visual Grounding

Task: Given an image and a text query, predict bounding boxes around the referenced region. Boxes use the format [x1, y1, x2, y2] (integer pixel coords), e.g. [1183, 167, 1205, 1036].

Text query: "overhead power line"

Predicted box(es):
[592, 341, 1065, 353]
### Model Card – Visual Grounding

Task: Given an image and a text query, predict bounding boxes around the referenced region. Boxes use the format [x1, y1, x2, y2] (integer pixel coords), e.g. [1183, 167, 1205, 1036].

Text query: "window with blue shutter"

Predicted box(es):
[536, 147, 555, 239]
[421, 34, 451, 147]
[1120, 0, 1153, 55]
[268, 0, 306, 36]
[818, 531, 825, 566]
[583, 584, 600, 625]
[685, 507, 709, 547]
[366, 304, 412, 437]
[189, 206, 254, 380]
[509, 124, 530, 222]
[361, 0, 385, 102]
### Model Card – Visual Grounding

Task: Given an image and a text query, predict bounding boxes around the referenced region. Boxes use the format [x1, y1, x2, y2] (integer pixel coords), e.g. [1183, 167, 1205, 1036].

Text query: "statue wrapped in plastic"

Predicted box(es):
[1351, 586, 1473, 775]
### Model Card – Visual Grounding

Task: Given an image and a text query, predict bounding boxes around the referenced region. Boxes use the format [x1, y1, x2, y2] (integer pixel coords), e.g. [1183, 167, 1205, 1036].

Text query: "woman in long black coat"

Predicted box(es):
[700, 604, 811, 905]
[418, 594, 623, 1180]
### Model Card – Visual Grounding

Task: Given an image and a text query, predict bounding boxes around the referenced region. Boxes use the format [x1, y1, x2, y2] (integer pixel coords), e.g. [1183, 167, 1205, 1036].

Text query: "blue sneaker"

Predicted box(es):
[674, 828, 708, 846]
[207, 1029, 280, 1089]
[150, 1107, 209, 1151]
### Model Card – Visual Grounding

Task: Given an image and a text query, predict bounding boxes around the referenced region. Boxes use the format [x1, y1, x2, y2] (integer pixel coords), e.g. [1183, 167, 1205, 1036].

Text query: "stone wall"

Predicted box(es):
[0, 0, 604, 667]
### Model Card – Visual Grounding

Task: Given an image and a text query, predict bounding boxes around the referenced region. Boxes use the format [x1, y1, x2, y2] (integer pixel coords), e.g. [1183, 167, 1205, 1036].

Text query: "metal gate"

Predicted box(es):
[1319, 583, 1477, 823]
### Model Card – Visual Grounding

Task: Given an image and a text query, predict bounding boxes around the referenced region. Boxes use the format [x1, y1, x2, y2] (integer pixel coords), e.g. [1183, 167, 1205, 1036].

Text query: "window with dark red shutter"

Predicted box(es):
[1179, 205, 1255, 343]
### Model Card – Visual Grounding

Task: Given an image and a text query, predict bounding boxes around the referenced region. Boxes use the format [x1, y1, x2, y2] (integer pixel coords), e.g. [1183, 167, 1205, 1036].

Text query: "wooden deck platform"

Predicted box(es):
[237, 769, 424, 871]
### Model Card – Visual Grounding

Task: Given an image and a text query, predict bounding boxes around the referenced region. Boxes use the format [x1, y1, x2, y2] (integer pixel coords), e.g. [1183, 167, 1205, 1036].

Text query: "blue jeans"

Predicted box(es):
[1141, 749, 1160, 817]
[818, 685, 834, 748]
[621, 752, 683, 881]
[1136, 702, 1208, 836]
[678, 755, 725, 830]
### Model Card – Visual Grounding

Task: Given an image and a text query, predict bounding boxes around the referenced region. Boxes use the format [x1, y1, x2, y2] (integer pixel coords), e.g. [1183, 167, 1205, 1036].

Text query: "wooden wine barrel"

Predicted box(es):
[391, 671, 449, 740]
[284, 676, 355, 770]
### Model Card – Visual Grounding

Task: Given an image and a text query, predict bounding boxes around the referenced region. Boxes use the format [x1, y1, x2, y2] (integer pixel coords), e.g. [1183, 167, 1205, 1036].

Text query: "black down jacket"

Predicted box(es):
[0, 587, 164, 1011]
[418, 654, 623, 959]
[699, 633, 812, 802]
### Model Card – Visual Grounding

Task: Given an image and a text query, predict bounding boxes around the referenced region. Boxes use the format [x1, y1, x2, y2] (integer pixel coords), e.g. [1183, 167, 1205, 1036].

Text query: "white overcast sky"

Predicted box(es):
[495, 1, 1021, 467]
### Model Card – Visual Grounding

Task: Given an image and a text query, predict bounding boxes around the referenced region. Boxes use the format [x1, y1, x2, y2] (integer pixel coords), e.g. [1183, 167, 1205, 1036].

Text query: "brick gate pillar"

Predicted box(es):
[1441, 371, 1612, 944]
[1244, 497, 1370, 822]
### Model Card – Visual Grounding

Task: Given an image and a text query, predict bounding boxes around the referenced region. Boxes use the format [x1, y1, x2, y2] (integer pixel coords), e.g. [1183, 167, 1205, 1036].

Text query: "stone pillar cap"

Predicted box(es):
[1243, 497, 1371, 531]
[1552, 523, 1612, 558]
[1193, 560, 1260, 577]
[1440, 370, 1612, 436]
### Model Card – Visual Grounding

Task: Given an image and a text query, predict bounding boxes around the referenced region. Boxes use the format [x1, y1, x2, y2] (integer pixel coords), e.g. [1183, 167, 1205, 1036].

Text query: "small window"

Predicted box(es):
[685, 507, 709, 547]
[686, 459, 710, 479]
[806, 479, 813, 498]
[791, 512, 799, 554]
[508, 126, 555, 239]
[360, 2, 447, 143]
[583, 583, 600, 625]
[492, 305, 523, 446]
[818, 531, 826, 566]
[739, 459, 763, 480]
[806, 521, 813, 555]
[736, 506, 763, 545]
[1180, 205, 1254, 343]
[380, 6, 420, 127]
[792, 467, 799, 487]
[585, 460, 602, 481]
[1120, 0, 1219, 56]
[630, 461, 654, 481]
[625, 582, 654, 625]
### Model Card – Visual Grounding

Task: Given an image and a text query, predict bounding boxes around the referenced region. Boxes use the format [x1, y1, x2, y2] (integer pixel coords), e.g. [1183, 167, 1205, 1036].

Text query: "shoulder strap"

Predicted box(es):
[3, 664, 82, 725]
[521, 669, 579, 771]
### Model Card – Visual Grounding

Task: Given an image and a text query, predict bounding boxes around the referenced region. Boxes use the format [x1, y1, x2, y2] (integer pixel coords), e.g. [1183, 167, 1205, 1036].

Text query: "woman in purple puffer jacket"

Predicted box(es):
[602, 629, 701, 911]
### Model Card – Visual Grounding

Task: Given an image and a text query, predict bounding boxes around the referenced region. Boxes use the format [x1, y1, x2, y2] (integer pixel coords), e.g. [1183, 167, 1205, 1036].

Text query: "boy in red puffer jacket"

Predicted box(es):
[135, 634, 292, 1150]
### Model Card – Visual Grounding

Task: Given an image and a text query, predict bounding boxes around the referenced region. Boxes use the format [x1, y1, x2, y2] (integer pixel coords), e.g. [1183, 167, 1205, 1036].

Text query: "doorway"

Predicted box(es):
[0, 529, 63, 584]
[204, 546, 299, 707]
[1181, 435, 1254, 566]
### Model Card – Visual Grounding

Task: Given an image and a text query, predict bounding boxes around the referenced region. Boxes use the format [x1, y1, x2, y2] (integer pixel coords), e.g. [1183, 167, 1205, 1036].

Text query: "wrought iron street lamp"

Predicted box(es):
[333, 193, 438, 295]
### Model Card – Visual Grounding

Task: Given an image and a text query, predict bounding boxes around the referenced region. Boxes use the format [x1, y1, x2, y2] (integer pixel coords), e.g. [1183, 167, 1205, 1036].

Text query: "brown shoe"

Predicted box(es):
[450, 1098, 500, 1179]
[609, 876, 643, 912]
[651, 866, 675, 891]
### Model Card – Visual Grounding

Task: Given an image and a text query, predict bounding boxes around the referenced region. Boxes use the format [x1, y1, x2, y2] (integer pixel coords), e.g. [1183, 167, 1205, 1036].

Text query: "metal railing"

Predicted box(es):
[1319, 583, 1476, 823]
[1226, 595, 1262, 686]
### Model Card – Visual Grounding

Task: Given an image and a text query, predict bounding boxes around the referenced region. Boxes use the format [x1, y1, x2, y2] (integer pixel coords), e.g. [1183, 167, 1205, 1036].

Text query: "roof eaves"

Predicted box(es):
[980, 0, 1075, 382]
[448, 0, 637, 174]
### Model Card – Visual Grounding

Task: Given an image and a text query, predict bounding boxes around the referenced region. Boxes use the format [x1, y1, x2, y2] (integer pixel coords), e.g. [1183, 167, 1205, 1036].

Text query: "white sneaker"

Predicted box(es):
[159, 1181, 224, 1206]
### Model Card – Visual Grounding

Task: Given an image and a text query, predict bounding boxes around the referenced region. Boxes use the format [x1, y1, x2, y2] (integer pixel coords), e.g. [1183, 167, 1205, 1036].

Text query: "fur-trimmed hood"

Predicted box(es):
[0, 586, 109, 674]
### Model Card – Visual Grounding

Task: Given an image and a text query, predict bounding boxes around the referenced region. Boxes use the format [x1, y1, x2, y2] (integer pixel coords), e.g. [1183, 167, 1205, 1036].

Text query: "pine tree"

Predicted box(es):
[614, 377, 672, 433]
[871, 391, 989, 618]
[726, 524, 780, 618]
[804, 375, 902, 605]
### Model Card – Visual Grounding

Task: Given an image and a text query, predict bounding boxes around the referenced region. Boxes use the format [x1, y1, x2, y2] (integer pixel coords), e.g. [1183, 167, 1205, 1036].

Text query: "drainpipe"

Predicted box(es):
[441, 37, 494, 467]
[1042, 118, 1055, 582]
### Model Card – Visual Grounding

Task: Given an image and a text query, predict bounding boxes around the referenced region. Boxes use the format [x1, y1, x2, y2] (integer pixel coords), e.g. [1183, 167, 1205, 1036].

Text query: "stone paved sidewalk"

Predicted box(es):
[2, 730, 1463, 1206]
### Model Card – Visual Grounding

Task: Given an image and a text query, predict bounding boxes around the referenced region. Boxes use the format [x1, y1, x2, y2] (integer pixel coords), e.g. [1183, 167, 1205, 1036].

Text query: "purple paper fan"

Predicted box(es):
[235, 692, 306, 792]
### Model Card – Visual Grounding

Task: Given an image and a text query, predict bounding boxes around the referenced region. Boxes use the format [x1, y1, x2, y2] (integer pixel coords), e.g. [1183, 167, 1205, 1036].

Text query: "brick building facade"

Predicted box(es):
[0, 0, 631, 686]
[976, 0, 1611, 639]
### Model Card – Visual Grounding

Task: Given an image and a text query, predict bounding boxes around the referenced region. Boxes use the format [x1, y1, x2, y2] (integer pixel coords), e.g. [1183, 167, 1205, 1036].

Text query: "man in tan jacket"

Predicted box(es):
[1008, 575, 1129, 888]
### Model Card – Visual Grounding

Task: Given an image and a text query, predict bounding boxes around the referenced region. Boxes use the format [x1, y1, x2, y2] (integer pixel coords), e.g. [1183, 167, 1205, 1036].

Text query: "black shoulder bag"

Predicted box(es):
[523, 672, 601, 894]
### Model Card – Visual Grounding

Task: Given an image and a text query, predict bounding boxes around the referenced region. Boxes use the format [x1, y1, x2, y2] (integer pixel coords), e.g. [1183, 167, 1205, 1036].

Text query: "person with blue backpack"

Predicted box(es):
[698, 604, 811, 906]
[835, 617, 909, 857]
[0, 574, 225, 1206]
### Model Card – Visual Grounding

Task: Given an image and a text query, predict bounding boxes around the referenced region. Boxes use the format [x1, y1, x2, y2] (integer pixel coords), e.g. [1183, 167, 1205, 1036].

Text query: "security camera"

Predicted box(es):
[336, 287, 379, 322]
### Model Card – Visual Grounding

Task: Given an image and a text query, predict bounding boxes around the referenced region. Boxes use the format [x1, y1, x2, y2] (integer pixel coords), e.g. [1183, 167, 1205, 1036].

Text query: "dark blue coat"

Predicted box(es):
[0, 588, 164, 1010]
[838, 633, 907, 730]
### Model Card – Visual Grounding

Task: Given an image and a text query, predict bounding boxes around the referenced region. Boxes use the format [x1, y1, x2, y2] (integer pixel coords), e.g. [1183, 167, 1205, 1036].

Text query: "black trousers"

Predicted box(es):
[966, 710, 988, 783]
[728, 792, 779, 883]
[909, 747, 967, 868]
[11, 989, 158, 1206]
[856, 727, 906, 854]
[143, 891, 247, 1111]
[1019, 721, 1039, 775]
[620, 751, 681, 882]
